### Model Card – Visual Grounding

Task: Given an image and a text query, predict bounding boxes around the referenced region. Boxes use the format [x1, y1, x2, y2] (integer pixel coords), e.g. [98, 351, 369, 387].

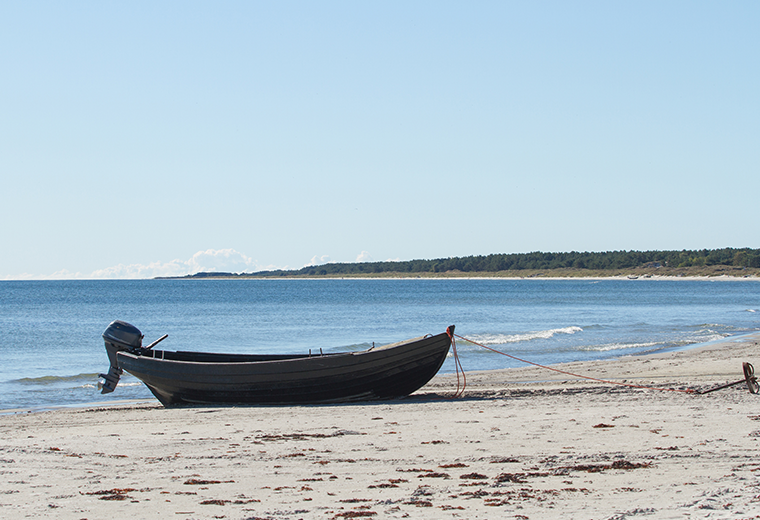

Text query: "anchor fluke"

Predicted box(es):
[743, 362, 758, 394]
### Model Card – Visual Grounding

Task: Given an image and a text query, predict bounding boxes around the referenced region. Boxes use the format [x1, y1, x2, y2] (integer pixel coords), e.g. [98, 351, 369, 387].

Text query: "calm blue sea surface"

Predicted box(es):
[1, 278, 758, 411]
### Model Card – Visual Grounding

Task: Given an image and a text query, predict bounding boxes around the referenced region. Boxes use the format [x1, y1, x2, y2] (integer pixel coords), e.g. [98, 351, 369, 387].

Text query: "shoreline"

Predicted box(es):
[0, 398, 155, 417]
[157, 272, 760, 281]
[437, 331, 760, 389]
[4, 273, 760, 282]
[1, 334, 759, 518]
[157, 262, 760, 281]
[4, 331, 758, 416]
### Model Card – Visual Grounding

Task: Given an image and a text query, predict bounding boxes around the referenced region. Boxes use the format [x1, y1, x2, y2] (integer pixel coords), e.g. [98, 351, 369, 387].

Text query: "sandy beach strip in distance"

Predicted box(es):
[1, 334, 759, 519]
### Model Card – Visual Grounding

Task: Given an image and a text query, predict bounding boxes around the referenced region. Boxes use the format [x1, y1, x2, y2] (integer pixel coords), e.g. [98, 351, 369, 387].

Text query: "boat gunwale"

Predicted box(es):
[116, 333, 437, 368]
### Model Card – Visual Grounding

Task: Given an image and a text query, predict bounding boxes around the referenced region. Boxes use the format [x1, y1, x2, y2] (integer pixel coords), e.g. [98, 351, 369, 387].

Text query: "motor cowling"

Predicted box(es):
[103, 320, 143, 350]
[99, 320, 143, 394]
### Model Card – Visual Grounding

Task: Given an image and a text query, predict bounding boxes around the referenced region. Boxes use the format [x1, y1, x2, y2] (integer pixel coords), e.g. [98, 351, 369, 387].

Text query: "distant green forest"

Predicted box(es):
[178, 248, 760, 278]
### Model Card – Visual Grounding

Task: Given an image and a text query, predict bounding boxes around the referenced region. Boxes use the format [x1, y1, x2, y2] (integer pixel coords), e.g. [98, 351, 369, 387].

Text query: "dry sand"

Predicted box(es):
[1, 334, 759, 519]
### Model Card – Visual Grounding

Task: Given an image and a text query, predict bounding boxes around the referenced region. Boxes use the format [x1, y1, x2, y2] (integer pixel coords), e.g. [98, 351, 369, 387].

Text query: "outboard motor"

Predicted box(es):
[99, 320, 143, 394]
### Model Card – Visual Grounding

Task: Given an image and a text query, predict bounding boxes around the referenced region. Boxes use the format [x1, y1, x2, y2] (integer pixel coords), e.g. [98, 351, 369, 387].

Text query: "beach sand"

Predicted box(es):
[1, 334, 759, 519]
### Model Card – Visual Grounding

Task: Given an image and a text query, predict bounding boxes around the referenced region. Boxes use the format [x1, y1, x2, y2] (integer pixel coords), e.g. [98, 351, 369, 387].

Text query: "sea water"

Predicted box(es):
[1, 278, 758, 411]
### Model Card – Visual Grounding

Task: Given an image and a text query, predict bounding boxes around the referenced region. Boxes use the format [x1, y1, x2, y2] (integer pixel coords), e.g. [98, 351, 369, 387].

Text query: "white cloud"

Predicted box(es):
[2, 269, 88, 280]
[305, 255, 332, 267]
[87, 249, 268, 279]
[3, 249, 403, 280]
[356, 251, 374, 263]
[302, 252, 377, 268]
[186, 249, 260, 274]
[49, 269, 87, 279]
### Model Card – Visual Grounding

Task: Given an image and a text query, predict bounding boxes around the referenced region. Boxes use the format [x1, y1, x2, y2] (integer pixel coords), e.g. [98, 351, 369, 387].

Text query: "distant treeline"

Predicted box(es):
[182, 248, 760, 278]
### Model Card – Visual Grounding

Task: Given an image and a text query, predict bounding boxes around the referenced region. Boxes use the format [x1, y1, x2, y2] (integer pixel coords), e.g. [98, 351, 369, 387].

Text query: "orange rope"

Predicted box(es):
[453, 333, 697, 395]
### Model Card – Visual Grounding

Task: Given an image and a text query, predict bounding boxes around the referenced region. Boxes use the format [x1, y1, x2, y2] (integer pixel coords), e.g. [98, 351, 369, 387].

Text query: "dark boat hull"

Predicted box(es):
[116, 329, 453, 406]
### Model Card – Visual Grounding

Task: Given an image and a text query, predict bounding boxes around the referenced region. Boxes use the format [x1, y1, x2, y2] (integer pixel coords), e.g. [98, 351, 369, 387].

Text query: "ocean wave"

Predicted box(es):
[582, 332, 731, 356]
[459, 327, 583, 346]
[694, 323, 738, 331]
[13, 373, 101, 385]
[12, 373, 145, 390]
[691, 332, 731, 344]
[577, 341, 661, 352]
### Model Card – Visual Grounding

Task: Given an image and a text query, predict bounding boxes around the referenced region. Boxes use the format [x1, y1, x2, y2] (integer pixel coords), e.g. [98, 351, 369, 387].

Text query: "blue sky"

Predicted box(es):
[2, 1, 758, 279]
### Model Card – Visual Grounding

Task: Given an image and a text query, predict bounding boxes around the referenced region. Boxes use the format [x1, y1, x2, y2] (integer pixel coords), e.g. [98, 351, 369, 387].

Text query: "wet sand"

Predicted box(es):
[1, 333, 759, 519]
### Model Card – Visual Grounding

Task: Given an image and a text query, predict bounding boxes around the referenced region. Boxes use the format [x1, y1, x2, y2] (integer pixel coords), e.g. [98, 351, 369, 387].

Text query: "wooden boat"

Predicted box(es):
[98, 320, 454, 407]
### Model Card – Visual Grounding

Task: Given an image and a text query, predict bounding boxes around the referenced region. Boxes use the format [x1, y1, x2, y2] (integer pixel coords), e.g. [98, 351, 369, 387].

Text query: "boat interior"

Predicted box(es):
[137, 349, 346, 363]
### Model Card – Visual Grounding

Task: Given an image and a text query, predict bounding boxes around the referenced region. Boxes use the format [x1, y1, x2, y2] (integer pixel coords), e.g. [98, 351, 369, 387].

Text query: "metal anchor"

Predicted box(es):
[698, 362, 759, 395]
